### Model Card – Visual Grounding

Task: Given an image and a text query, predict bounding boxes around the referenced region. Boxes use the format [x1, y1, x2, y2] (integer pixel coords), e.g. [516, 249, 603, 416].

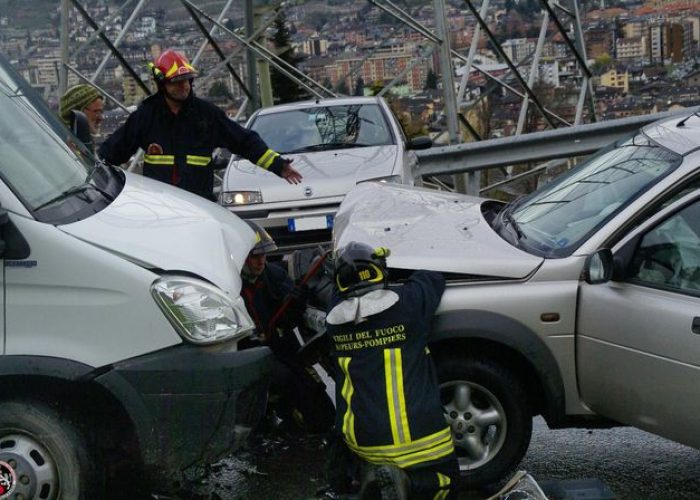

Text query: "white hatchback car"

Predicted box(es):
[219, 96, 432, 249]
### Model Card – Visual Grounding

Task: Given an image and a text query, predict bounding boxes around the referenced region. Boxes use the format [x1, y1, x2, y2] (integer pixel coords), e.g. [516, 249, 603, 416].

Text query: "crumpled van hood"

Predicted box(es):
[333, 182, 543, 279]
[59, 172, 253, 295]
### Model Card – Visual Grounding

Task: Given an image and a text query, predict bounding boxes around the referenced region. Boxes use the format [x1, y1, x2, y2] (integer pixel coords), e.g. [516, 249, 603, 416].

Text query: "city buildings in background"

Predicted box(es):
[2, 0, 700, 143]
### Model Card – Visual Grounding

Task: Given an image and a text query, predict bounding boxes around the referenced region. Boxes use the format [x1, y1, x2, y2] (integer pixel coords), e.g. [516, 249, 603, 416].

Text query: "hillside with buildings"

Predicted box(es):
[2, 0, 700, 142]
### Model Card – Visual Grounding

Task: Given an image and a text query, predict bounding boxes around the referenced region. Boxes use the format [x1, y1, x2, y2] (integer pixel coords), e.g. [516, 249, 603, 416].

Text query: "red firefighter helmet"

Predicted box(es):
[150, 49, 197, 83]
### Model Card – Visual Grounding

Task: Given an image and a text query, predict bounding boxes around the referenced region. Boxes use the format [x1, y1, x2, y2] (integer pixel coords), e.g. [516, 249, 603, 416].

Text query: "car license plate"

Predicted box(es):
[288, 215, 333, 232]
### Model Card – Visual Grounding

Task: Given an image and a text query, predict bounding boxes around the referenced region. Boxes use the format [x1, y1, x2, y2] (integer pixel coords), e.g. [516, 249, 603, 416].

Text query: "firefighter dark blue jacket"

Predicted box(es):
[241, 262, 293, 335]
[325, 270, 455, 470]
[99, 91, 286, 200]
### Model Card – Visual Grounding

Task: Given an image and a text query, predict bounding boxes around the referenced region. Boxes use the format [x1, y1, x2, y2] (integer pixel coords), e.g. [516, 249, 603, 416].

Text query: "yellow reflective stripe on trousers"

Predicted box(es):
[436, 472, 451, 489]
[186, 155, 211, 167]
[338, 357, 356, 445]
[347, 427, 454, 468]
[144, 154, 175, 165]
[256, 149, 279, 169]
[433, 489, 449, 500]
[384, 348, 411, 445]
[434, 472, 451, 499]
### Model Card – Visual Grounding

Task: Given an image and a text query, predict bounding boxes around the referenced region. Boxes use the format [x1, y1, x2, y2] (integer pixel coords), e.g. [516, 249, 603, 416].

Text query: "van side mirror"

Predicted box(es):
[583, 249, 613, 284]
[0, 206, 30, 259]
[407, 136, 432, 150]
[70, 110, 93, 151]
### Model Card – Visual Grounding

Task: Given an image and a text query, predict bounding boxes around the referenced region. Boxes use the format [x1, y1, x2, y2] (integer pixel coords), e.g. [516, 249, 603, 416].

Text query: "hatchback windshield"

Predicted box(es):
[501, 133, 681, 257]
[0, 64, 93, 211]
[250, 104, 394, 154]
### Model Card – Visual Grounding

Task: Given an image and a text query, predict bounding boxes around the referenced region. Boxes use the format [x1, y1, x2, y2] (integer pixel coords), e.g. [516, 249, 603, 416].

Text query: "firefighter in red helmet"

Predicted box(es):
[99, 49, 302, 200]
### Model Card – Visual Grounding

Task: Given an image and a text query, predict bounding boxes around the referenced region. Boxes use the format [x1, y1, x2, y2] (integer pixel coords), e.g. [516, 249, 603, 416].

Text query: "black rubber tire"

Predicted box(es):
[0, 400, 101, 499]
[436, 357, 532, 489]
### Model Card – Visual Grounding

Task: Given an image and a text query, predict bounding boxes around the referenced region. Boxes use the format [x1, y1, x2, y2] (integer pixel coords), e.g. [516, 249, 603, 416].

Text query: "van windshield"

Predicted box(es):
[499, 133, 681, 257]
[0, 59, 112, 219]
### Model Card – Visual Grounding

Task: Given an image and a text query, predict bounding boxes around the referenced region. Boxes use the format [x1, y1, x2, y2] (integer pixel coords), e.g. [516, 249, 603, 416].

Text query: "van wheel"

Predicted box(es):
[437, 358, 532, 489]
[0, 401, 100, 499]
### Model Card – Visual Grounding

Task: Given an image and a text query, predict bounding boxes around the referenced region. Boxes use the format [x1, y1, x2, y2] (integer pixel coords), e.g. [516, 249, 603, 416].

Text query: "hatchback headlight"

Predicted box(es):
[220, 190, 263, 206]
[151, 276, 254, 345]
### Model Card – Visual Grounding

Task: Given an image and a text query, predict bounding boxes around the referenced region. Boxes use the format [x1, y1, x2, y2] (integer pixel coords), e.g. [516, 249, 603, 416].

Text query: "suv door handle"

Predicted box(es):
[693, 317, 700, 334]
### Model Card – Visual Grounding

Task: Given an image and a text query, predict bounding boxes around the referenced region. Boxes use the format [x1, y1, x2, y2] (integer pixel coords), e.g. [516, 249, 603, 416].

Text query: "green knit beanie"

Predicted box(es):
[59, 84, 102, 125]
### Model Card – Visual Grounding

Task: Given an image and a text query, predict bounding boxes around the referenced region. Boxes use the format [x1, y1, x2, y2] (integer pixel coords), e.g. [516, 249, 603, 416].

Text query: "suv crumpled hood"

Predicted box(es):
[59, 173, 254, 295]
[334, 182, 543, 278]
[226, 145, 397, 203]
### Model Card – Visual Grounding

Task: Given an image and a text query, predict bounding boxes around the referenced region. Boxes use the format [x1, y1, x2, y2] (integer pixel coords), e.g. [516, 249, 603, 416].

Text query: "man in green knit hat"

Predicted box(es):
[59, 83, 104, 141]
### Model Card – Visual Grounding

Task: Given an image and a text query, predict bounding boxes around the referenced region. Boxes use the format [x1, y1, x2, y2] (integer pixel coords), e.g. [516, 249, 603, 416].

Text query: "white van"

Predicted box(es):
[0, 56, 271, 497]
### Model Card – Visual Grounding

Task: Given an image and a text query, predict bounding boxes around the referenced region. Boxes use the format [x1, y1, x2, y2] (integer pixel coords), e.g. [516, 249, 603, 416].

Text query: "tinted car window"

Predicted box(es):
[630, 199, 700, 295]
[250, 104, 394, 154]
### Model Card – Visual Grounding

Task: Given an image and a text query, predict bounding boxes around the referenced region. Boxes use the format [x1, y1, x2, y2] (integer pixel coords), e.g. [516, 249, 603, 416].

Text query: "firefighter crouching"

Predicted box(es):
[325, 242, 458, 499]
[240, 220, 333, 434]
[98, 48, 302, 201]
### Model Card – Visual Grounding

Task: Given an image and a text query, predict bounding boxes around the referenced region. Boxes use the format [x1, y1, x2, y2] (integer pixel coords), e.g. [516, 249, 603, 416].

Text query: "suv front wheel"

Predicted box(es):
[437, 357, 532, 489]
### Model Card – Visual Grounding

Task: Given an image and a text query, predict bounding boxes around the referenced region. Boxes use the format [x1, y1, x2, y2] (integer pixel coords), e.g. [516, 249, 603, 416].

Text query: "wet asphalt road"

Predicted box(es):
[181, 417, 700, 499]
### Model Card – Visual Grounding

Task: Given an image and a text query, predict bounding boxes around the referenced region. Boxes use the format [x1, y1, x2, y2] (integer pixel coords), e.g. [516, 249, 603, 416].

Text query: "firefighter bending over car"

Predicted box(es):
[99, 48, 302, 201]
[325, 242, 458, 499]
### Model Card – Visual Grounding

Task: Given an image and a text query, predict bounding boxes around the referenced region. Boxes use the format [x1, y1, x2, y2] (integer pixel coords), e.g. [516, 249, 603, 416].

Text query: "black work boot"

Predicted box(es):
[358, 464, 380, 499]
[374, 465, 409, 500]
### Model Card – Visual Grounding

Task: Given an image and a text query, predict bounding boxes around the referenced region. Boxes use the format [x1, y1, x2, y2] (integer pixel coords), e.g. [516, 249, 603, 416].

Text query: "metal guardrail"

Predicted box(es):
[415, 107, 700, 177]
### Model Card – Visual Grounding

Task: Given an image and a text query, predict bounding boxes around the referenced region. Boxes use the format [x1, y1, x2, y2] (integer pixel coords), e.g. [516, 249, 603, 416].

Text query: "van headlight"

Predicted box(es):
[220, 190, 263, 206]
[151, 277, 254, 345]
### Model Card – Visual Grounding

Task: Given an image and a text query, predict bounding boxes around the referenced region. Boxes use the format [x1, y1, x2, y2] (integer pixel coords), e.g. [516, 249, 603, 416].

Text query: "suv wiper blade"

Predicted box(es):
[527, 200, 570, 207]
[502, 210, 526, 241]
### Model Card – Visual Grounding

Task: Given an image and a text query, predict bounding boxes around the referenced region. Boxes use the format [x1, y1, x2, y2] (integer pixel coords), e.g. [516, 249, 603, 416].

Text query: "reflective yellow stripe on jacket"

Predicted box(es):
[340, 347, 455, 469]
[144, 154, 174, 165]
[143, 154, 211, 167]
[338, 357, 357, 445]
[186, 155, 211, 167]
[347, 426, 454, 468]
[385, 348, 411, 444]
[256, 149, 279, 170]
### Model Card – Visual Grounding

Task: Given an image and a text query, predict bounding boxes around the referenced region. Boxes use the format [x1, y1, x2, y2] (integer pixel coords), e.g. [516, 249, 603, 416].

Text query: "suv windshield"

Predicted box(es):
[250, 104, 394, 154]
[501, 133, 681, 258]
[0, 57, 118, 221]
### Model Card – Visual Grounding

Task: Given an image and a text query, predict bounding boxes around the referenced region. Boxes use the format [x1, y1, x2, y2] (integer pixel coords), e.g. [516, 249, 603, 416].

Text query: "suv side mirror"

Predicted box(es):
[583, 249, 613, 284]
[610, 233, 642, 281]
[407, 136, 432, 150]
[0, 207, 8, 256]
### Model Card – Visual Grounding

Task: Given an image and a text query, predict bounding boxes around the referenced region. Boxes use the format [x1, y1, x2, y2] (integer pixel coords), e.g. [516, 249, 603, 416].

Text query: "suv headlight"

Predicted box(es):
[220, 190, 263, 206]
[359, 175, 402, 184]
[151, 276, 254, 345]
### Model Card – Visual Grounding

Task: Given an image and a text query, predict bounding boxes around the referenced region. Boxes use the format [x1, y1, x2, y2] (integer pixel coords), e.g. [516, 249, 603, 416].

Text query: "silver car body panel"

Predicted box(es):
[578, 190, 700, 447]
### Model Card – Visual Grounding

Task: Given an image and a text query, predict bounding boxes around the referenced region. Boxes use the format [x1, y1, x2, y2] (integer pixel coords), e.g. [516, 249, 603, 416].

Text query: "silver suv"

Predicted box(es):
[333, 113, 700, 487]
